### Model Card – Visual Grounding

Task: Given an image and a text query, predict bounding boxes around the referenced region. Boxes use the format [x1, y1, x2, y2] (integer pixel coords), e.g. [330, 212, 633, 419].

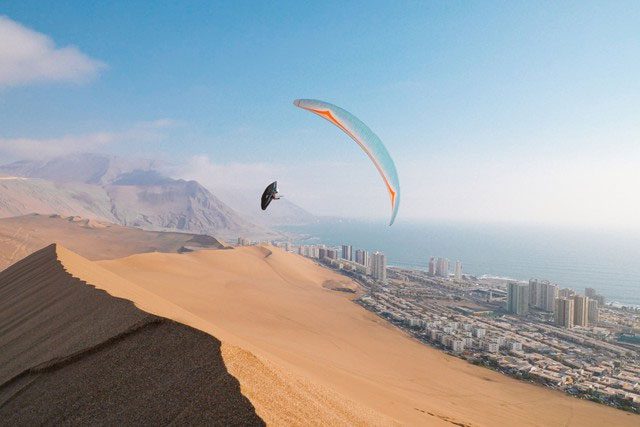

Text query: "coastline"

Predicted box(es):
[278, 221, 640, 308]
[303, 254, 640, 415]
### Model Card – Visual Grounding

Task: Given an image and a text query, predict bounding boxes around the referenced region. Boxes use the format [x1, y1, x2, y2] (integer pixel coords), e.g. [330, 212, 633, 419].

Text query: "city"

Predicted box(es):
[238, 238, 640, 413]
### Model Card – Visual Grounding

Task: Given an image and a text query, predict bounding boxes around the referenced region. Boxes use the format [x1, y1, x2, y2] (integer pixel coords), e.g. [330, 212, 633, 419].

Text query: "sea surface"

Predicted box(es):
[279, 220, 640, 307]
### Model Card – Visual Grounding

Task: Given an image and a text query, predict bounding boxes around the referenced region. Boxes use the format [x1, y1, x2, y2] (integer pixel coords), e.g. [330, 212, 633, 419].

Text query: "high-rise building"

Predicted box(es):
[588, 299, 599, 324]
[354, 249, 368, 265]
[371, 251, 387, 283]
[355, 249, 370, 274]
[529, 279, 541, 308]
[309, 245, 319, 259]
[318, 248, 327, 259]
[540, 282, 559, 312]
[454, 261, 463, 281]
[507, 282, 529, 315]
[555, 298, 575, 328]
[559, 288, 575, 298]
[584, 288, 606, 308]
[435, 257, 449, 277]
[428, 257, 436, 275]
[341, 245, 353, 261]
[573, 295, 588, 327]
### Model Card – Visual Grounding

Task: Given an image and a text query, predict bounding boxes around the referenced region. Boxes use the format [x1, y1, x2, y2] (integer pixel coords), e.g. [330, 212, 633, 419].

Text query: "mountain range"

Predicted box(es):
[0, 153, 315, 239]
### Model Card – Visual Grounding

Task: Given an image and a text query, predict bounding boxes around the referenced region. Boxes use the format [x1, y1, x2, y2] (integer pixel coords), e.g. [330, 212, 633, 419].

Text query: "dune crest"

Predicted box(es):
[98, 245, 639, 426]
[3, 243, 637, 425]
[55, 244, 394, 425]
[0, 244, 387, 424]
[0, 244, 264, 424]
[0, 214, 226, 271]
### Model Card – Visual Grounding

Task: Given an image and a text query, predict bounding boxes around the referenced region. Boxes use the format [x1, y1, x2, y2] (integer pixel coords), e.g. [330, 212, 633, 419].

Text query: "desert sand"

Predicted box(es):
[0, 214, 225, 270]
[94, 245, 638, 426]
[1, 234, 637, 425]
[0, 244, 262, 425]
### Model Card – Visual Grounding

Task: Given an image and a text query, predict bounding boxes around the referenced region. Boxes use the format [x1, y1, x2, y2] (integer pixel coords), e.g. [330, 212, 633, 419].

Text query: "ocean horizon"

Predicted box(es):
[280, 220, 640, 308]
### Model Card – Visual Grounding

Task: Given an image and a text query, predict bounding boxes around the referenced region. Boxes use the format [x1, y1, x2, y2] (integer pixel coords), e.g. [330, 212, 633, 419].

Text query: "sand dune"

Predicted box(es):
[55, 244, 392, 425]
[0, 244, 392, 425]
[1, 239, 637, 425]
[0, 244, 263, 425]
[0, 214, 226, 270]
[97, 246, 638, 426]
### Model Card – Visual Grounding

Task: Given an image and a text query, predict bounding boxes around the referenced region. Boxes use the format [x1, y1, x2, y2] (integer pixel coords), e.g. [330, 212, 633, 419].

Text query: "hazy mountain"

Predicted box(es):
[0, 153, 159, 185]
[0, 154, 275, 239]
[0, 177, 116, 222]
[105, 179, 261, 237]
[214, 186, 317, 227]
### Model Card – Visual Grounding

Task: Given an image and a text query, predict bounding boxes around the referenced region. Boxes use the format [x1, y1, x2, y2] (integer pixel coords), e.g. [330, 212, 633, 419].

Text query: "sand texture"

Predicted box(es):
[0, 214, 226, 270]
[96, 246, 639, 426]
[0, 245, 262, 425]
[1, 236, 637, 425]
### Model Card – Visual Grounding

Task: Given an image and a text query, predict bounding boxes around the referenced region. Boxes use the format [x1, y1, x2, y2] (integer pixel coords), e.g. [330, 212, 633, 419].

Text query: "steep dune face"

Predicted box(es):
[0, 245, 263, 425]
[56, 244, 391, 425]
[0, 244, 386, 425]
[100, 247, 639, 426]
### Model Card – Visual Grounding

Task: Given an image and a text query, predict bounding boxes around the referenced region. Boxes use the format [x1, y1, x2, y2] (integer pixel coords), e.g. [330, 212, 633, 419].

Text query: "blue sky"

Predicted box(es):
[1, 2, 639, 228]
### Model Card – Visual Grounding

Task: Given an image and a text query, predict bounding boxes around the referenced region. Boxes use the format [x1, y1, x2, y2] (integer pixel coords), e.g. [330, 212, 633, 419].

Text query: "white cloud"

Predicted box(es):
[0, 119, 176, 160]
[0, 15, 105, 87]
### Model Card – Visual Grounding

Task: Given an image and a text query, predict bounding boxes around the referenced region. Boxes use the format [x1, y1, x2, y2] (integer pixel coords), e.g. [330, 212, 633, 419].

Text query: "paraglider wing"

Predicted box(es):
[293, 99, 400, 225]
[261, 181, 278, 210]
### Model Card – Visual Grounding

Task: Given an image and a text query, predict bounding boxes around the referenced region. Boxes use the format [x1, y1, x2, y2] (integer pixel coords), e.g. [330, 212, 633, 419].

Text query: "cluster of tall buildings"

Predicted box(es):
[554, 295, 600, 328]
[296, 243, 387, 283]
[506, 279, 602, 329]
[428, 257, 463, 280]
[338, 244, 387, 282]
[529, 279, 560, 312]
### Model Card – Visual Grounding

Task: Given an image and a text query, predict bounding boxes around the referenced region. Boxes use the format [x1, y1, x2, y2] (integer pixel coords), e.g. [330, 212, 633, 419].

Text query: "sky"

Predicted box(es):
[0, 1, 639, 230]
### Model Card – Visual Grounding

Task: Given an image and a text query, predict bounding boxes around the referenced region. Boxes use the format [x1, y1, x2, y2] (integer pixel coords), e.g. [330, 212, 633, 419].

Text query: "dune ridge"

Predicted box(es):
[2, 241, 637, 425]
[0, 214, 226, 271]
[0, 244, 265, 424]
[54, 244, 395, 425]
[0, 244, 390, 425]
[98, 245, 639, 426]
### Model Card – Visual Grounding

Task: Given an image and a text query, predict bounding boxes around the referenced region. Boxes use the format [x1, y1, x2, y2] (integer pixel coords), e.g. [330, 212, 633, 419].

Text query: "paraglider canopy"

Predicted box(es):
[293, 99, 400, 225]
[261, 181, 279, 210]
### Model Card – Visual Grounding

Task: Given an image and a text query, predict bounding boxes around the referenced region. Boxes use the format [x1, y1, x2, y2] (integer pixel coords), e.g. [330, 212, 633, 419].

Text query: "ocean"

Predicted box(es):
[279, 220, 640, 307]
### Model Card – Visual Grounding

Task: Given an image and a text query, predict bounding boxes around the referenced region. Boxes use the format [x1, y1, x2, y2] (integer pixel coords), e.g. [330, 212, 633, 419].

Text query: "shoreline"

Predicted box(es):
[277, 222, 640, 308]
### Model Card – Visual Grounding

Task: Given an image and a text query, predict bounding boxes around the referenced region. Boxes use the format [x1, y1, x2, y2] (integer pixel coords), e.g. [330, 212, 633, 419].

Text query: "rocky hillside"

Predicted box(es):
[0, 154, 274, 239]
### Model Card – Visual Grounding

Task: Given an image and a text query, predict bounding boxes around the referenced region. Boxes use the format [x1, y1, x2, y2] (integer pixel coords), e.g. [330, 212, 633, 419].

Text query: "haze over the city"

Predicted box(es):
[1, 2, 639, 230]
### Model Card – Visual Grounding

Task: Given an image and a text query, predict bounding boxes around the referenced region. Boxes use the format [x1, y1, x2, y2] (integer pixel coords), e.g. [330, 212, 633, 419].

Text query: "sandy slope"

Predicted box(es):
[0, 214, 225, 270]
[55, 245, 392, 425]
[97, 246, 638, 426]
[0, 245, 263, 425]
